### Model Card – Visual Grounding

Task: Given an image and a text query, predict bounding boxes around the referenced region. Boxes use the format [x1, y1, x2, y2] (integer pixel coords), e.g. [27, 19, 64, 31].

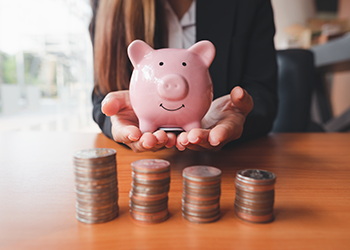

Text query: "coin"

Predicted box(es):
[74, 170, 116, 179]
[73, 148, 118, 224]
[131, 159, 170, 173]
[183, 186, 221, 196]
[183, 166, 222, 182]
[130, 208, 169, 223]
[130, 191, 169, 200]
[129, 159, 170, 224]
[76, 211, 118, 224]
[182, 212, 220, 224]
[132, 171, 170, 180]
[130, 202, 168, 213]
[235, 188, 274, 200]
[234, 169, 276, 223]
[132, 176, 171, 185]
[73, 160, 116, 168]
[182, 196, 220, 206]
[182, 206, 220, 218]
[131, 183, 170, 195]
[234, 210, 274, 223]
[75, 186, 118, 199]
[184, 182, 221, 190]
[236, 169, 276, 186]
[131, 196, 169, 207]
[234, 203, 273, 215]
[76, 196, 118, 206]
[182, 166, 221, 223]
[74, 148, 116, 159]
[75, 181, 118, 193]
[238, 169, 275, 180]
[182, 202, 220, 211]
[235, 194, 274, 208]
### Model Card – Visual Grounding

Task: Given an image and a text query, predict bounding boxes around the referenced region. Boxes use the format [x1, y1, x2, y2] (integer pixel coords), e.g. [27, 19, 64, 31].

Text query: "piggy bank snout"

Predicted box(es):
[157, 74, 189, 101]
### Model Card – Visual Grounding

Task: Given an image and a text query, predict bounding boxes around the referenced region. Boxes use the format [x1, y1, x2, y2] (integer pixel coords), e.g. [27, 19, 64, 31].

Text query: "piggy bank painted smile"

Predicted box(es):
[128, 40, 215, 132]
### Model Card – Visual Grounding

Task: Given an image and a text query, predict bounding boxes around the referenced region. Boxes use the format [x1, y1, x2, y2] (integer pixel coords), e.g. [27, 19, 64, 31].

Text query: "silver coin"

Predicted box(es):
[74, 148, 116, 159]
[183, 166, 221, 182]
[131, 159, 170, 174]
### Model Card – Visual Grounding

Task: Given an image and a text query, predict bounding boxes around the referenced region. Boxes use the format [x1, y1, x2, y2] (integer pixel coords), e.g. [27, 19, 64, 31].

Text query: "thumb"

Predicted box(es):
[101, 91, 129, 116]
[230, 86, 254, 115]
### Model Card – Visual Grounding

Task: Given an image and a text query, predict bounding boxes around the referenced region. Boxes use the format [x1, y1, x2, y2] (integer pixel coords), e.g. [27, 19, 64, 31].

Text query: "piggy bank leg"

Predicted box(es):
[182, 121, 202, 132]
[139, 120, 159, 133]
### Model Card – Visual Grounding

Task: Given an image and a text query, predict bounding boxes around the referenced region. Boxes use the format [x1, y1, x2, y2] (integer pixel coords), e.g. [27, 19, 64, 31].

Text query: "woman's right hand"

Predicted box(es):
[101, 90, 176, 152]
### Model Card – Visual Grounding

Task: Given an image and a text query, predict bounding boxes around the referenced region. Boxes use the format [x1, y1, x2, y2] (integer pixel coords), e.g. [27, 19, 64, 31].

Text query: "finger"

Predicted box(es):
[180, 144, 208, 151]
[208, 124, 228, 147]
[132, 131, 175, 152]
[130, 132, 158, 152]
[230, 86, 254, 115]
[101, 91, 130, 116]
[165, 133, 176, 148]
[153, 130, 168, 146]
[187, 128, 210, 145]
[177, 129, 214, 151]
[176, 132, 189, 151]
[111, 122, 142, 144]
[208, 122, 242, 147]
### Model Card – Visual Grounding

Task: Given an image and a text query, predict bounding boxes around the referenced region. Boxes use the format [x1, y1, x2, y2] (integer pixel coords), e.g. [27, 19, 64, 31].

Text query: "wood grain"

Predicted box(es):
[1, 132, 350, 249]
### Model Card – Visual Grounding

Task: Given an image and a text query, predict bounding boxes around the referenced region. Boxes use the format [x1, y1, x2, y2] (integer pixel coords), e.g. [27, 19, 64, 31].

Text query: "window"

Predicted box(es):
[0, 0, 99, 132]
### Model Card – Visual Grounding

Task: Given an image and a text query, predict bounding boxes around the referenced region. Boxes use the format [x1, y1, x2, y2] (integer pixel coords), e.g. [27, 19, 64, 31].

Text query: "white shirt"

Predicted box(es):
[163, 0, 196, 49]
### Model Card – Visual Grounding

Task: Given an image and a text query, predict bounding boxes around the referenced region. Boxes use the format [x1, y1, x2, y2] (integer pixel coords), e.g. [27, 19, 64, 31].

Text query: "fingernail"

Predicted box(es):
[142, 141, 153, 149]
[210, 140, 220, 146]
[180, 141, 189, 146]
[128, 134, 138, 141]
[101, 98, 109, 107]
[238, 88, 245, 100]
[189, 137, 201, 144]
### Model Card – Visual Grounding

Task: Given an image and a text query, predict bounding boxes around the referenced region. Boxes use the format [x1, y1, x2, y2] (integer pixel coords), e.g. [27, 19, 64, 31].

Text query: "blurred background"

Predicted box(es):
[0, 0, 349, 132]
[0, 0, 98, 132]
[272, 0, 350, 128]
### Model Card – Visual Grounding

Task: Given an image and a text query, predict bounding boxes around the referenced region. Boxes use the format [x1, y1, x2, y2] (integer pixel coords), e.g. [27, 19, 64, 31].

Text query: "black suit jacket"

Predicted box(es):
[91, 0, 278, 143]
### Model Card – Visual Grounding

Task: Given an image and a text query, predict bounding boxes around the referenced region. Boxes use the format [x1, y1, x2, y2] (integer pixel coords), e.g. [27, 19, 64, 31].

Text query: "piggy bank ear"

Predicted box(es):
[127, 40, 154, 67]
[188, 40, 216, 67]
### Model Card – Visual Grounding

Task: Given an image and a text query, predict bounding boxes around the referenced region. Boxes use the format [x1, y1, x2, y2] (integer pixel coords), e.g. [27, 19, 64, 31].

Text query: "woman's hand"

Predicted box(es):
[176, 86, 254, 151]
[101, 90, 176, 152]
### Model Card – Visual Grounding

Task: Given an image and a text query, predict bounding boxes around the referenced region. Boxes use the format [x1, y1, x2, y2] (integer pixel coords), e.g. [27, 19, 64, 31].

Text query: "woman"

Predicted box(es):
[90, 0, 278, 152]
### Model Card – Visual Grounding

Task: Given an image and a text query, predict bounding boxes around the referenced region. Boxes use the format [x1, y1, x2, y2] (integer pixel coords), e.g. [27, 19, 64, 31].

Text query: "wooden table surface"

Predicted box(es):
[1, 132, 350, 250]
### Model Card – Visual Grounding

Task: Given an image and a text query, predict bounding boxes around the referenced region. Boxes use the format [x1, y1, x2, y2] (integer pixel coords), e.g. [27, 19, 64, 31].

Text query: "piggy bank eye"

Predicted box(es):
[159, 62, 164, 66]
[182, 62, 187, 66]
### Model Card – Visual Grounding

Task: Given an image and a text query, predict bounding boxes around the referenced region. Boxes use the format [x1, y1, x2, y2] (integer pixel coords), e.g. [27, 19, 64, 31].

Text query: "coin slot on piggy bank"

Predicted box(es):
[128, 40, 215, 133]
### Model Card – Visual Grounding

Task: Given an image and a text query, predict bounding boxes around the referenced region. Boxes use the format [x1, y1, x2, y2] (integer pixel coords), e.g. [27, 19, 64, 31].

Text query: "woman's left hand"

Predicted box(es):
[175, 86, 254, 151]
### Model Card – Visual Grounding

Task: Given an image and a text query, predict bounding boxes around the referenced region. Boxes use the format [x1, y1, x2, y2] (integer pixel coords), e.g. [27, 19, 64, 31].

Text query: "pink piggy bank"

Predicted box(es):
[128, 40, 215, 132]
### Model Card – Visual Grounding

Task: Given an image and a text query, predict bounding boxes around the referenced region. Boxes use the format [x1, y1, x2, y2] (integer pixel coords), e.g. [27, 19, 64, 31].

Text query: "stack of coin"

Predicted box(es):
[182, 166, 222, 223]
[73, 148, 118, 224]
[234, 169, 276, 223]
[129, 159, 170, 223]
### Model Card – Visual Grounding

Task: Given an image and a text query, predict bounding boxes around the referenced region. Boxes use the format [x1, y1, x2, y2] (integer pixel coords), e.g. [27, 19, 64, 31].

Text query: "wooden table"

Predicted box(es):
[1, 132, 350, 249]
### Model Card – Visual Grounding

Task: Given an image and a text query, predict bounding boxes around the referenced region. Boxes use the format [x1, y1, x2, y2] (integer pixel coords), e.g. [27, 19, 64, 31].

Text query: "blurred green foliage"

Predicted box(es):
[0, 52, 43, 85]
[1, 52, 17, 84]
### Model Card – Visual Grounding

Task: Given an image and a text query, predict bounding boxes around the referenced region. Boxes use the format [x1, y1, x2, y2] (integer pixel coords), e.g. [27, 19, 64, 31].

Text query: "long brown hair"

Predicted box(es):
[93, 0, 167, 94]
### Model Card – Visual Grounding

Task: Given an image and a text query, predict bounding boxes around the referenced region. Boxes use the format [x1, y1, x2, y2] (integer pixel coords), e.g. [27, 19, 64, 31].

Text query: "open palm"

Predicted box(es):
[176, 86, 254, 151]
[101, 90, 176, 152]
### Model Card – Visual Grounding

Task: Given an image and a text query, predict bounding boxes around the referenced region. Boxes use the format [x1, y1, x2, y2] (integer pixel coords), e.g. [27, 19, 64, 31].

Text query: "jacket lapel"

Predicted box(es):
[196, 0, 238, 98]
